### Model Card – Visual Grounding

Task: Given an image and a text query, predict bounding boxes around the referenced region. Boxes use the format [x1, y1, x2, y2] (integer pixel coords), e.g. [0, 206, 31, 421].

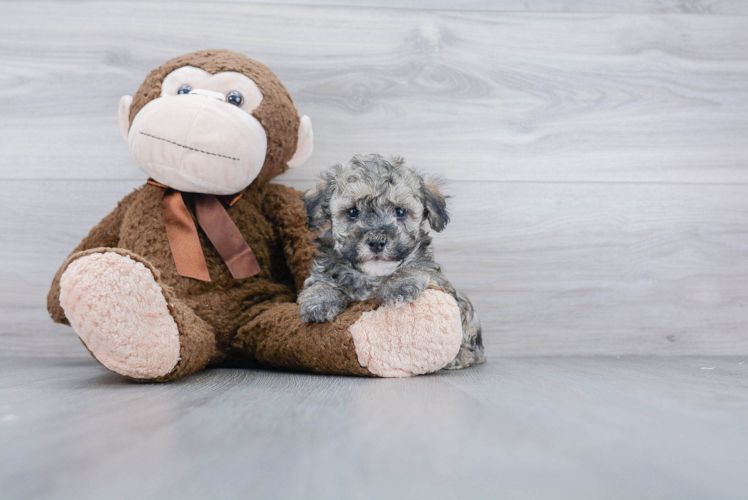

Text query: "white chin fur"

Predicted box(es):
[359, 259, 401, 277]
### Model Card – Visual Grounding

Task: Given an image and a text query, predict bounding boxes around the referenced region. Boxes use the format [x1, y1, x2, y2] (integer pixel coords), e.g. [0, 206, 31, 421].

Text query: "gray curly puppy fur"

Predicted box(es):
[298, 154, 485, 369]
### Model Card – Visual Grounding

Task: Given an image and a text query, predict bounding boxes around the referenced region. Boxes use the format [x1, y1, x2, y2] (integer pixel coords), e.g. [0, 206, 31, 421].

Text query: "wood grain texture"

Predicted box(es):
[7, 0, 748, 14]
[1, 356, 747, 499]
[1, 3, 748, 184]
[1, 1, 747, 358]
[3, 179, 747, 357]
[1, 3, 747, 497]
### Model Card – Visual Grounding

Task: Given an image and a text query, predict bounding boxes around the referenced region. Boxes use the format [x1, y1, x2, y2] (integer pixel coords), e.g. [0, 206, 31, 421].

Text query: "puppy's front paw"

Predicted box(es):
[300, 297, 346, 323]
[377, 272, 430, 307]
[298, 283, 348, 323]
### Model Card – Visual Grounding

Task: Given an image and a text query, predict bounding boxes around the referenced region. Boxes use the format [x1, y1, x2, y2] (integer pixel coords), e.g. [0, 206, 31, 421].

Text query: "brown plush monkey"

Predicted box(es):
[47, 50, 464, 381]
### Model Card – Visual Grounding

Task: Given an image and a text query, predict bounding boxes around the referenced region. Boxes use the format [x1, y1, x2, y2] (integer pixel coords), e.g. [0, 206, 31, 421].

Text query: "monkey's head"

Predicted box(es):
[119, 50, 313, 195]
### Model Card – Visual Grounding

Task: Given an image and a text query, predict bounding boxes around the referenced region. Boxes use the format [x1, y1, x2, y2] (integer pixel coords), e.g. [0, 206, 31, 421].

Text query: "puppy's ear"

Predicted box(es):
[303, 167, 337, 231]
[422, 177, 450, 232]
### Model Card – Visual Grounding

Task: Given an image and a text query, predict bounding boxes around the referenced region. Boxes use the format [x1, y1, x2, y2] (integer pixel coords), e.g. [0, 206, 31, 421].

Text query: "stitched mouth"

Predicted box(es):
[139, 132, 240, 161]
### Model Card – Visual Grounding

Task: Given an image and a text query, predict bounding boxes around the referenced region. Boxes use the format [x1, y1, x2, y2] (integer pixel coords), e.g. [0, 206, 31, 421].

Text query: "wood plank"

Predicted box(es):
[6, 0, 748, 15]
[0, 309, 83, 360]
[1, 3, 748, 183]
[1, 356, 747, 499]
[296, 0, 748, 13]
[3, 179, 747, 357]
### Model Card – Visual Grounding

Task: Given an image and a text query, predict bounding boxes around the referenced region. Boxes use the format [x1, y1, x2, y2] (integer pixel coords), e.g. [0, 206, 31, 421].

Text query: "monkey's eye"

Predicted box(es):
[346, 208, 360, 220]
[177, 84, 192, 95]
[394, 207, 407, 218]
[226, 91, 244, 107]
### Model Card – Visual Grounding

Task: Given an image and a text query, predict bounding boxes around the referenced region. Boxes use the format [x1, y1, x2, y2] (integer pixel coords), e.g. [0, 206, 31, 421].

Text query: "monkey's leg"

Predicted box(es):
[234, 289, 463, 377]
[58, 249, 217, 382]
[443, 290, 486, 370]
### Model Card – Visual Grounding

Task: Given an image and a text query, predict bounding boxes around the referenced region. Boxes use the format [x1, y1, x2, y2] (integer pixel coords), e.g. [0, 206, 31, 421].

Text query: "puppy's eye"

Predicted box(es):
[346, 208, 360, 219]
[226, 90, 244, 107]
[394, 207, 407, 218]
[178, 84, 192, 95]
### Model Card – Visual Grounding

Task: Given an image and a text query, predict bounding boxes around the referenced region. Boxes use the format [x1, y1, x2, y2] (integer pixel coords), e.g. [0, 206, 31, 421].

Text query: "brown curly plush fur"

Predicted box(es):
[48, 50, 373, 381]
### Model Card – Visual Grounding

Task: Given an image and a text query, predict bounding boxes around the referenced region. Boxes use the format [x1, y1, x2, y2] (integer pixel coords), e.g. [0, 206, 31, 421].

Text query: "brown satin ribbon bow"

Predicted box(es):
[148, 179, 261, 282]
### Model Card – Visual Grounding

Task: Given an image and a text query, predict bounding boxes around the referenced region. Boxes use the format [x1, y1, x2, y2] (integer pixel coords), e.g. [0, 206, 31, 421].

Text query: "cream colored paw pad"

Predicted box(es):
[349, 289, 463, 377]
[59, 252, 180, 379]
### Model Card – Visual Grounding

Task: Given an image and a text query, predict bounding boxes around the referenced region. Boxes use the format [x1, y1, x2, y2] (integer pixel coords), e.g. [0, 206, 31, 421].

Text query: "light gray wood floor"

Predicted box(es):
[2, 1, 748, 498]
[2, 354, 747, 499]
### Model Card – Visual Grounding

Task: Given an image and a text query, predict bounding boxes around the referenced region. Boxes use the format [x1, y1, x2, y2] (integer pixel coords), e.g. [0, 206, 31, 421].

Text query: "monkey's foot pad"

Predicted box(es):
[59, 251, 181, 379]
[349, 289, 463, 377]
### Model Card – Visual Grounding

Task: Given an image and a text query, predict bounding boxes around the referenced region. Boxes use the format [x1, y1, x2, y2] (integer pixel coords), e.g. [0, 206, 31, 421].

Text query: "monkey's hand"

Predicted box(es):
[375, 268, 431, 307]
[298, 282, 349, 323]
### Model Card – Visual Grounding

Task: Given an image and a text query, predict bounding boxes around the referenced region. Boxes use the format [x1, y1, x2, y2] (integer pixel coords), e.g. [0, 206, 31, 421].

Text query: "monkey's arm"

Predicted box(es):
[47, 188, 142, 324]
[233, 289, 463, 378]
[234, 300, 377, 376]
[261, 183, 317, 293]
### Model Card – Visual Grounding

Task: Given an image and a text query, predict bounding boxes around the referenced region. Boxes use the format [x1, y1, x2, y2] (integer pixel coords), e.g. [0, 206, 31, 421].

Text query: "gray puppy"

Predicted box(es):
[298, 154, 484, 370]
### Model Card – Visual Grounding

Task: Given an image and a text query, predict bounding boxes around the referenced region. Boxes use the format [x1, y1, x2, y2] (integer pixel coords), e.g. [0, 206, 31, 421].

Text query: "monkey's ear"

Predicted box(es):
[303, 170, 335, 231]
[118, 95, 133, 143]
[287, 115, 314, 169]
[423, 178, 450, 232]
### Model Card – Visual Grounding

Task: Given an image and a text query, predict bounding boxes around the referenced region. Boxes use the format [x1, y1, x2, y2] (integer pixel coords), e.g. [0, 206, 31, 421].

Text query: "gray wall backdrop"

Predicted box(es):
[1, 0, 747, 358]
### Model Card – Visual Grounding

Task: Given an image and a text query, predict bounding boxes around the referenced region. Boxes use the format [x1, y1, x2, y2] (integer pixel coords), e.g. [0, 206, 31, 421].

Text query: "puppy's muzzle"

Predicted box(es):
[365, 234, 388, 254]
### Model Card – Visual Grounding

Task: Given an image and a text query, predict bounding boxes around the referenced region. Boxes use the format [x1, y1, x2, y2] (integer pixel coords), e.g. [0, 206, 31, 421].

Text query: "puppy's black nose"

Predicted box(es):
[367, 238, 387, 254]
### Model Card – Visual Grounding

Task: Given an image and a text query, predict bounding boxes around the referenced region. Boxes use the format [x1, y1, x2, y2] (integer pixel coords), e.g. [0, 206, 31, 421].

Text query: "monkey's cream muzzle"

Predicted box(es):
[127, 92, 267, 195]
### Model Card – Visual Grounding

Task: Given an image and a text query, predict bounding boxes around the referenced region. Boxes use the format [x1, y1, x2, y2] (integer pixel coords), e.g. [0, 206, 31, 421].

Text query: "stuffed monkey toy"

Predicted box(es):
[47, 50, 464, 381]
